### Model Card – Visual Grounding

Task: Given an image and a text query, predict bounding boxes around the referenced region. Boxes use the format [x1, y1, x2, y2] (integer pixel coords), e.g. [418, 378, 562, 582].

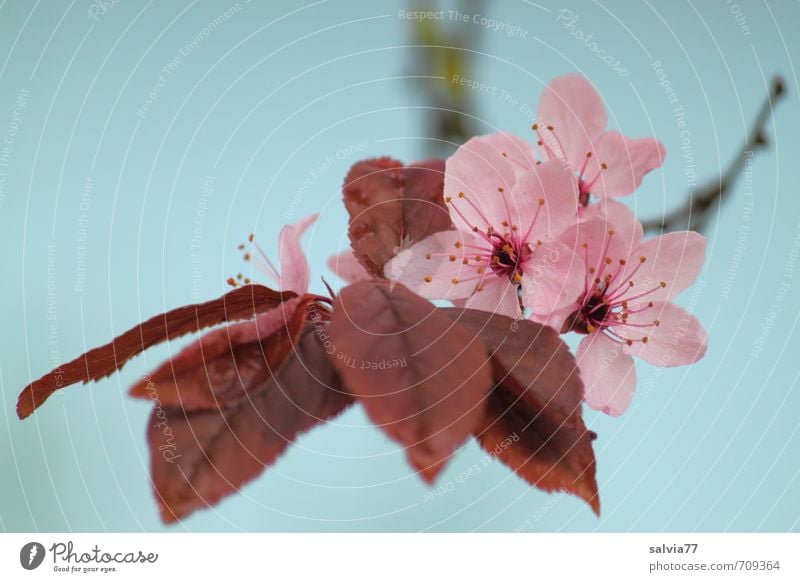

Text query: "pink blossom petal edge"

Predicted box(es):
[577, 332, 637, 416]
[279, 214, 318, 294]
[535, 73, 607, 169]
[327, 249, 371, 284]
[590, 131, 666, 198]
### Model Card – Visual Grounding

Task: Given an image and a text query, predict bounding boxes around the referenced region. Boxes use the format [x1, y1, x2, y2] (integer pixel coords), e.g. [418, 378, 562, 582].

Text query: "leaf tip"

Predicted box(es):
[409, 453, 449, 485]
[417, 466, 440, 485]
[16, 400, 31, 420]
[573, 469, 601, 517]
[16, 388, 36, 420]
[157, 501, 183, 525]
[589, 494, 601, 516]
[128, 380, 150, 399]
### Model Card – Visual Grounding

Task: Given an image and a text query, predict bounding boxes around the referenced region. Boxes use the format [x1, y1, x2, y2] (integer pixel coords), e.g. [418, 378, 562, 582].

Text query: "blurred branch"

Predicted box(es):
[642, 76, 786, 233]
[409, 0, 485, 156]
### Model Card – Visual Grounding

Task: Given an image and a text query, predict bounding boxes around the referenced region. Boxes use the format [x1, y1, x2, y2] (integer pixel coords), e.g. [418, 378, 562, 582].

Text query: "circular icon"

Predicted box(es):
[19, 542, 46, 570]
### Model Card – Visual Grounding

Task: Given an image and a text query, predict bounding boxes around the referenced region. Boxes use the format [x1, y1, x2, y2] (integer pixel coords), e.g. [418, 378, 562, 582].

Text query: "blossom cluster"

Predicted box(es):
[17, 73, 710, 522]
[335, 74, 708, 416]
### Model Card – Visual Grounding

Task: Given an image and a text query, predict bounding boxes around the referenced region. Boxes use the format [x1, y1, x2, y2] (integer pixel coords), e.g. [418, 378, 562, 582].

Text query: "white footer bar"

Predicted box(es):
[1, 533, 798, 580]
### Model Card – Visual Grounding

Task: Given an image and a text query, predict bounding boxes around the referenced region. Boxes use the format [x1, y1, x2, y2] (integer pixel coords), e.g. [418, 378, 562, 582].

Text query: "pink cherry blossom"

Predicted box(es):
[235, 214, 318, 294]
[551, 201, 707, 415]
[534, 74, 666, 204]
[171, 215, 319, 398]
[384, 135, 585, 319]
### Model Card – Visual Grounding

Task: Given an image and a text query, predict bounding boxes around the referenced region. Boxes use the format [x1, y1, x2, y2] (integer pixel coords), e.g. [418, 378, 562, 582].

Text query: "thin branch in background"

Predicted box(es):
[409, 0, 485, 157]
[407, 4, 786, 233]
[642, 76, 786, 233]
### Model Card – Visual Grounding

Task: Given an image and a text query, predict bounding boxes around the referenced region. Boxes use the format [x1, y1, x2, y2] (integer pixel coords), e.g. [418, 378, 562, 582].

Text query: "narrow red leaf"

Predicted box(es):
[129, 297, 310, 410]
[17, 285, 294, 419]
[149, 328, 352, 523]
[329, 280, 492, 482]
[343, 157, 452, 278]
[443, 308, 599, 514]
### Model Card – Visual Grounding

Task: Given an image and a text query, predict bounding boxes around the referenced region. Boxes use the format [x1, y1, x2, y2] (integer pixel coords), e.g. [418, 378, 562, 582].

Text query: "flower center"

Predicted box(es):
[584, 292, 610, 324]
[489, 234, 531, 284]
[531, 124, 608, 206]
[561, 241, 666, 347]
[422, 188, 548, 293]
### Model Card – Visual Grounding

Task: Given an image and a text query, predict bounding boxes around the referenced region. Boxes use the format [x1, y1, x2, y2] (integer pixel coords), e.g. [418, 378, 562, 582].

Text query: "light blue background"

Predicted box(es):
[1, 0, 798, 532]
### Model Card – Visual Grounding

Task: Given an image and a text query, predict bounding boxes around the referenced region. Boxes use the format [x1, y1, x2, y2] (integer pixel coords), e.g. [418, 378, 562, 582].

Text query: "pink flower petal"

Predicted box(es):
[444, 134, 519, 232]
[327, 249, 370, 283]
[383, 230, 480, 300]
[520, 240, 584, 316]
[529, 305, 574, 333]
[278, 214, 318, 294]
[582, 199, 643, 248]
[536, 74, 607, 169]
[559, 213, 638, 280]
[622, 301, 708, 367]
[632, 230, 707, 304]
[577, 332, 636, 416]
[580, 200, 643, 274]
[589, 131, 666, 198]
[463, 278, 522, 319]
[479, 131, 539, 175]
[292, 213, 319, 238]
[513, 159, 580, 239]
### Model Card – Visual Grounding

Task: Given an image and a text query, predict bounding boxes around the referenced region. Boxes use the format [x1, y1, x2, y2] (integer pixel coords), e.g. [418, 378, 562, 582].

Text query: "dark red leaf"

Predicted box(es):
[343, 157, 452, 278]
[129, 297, 311, 410]
[149, 328, 352, 523]
[17, 285, 295, 419]
[443, 308, 599, 514]
[402, 158, 452, 244]
[329, 280, 492, 482]
[343, 157, 403, 277]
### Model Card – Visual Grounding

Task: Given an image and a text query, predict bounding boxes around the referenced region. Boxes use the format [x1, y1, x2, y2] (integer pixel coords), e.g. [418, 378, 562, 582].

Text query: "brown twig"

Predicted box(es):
[642, 76, 786, 233]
